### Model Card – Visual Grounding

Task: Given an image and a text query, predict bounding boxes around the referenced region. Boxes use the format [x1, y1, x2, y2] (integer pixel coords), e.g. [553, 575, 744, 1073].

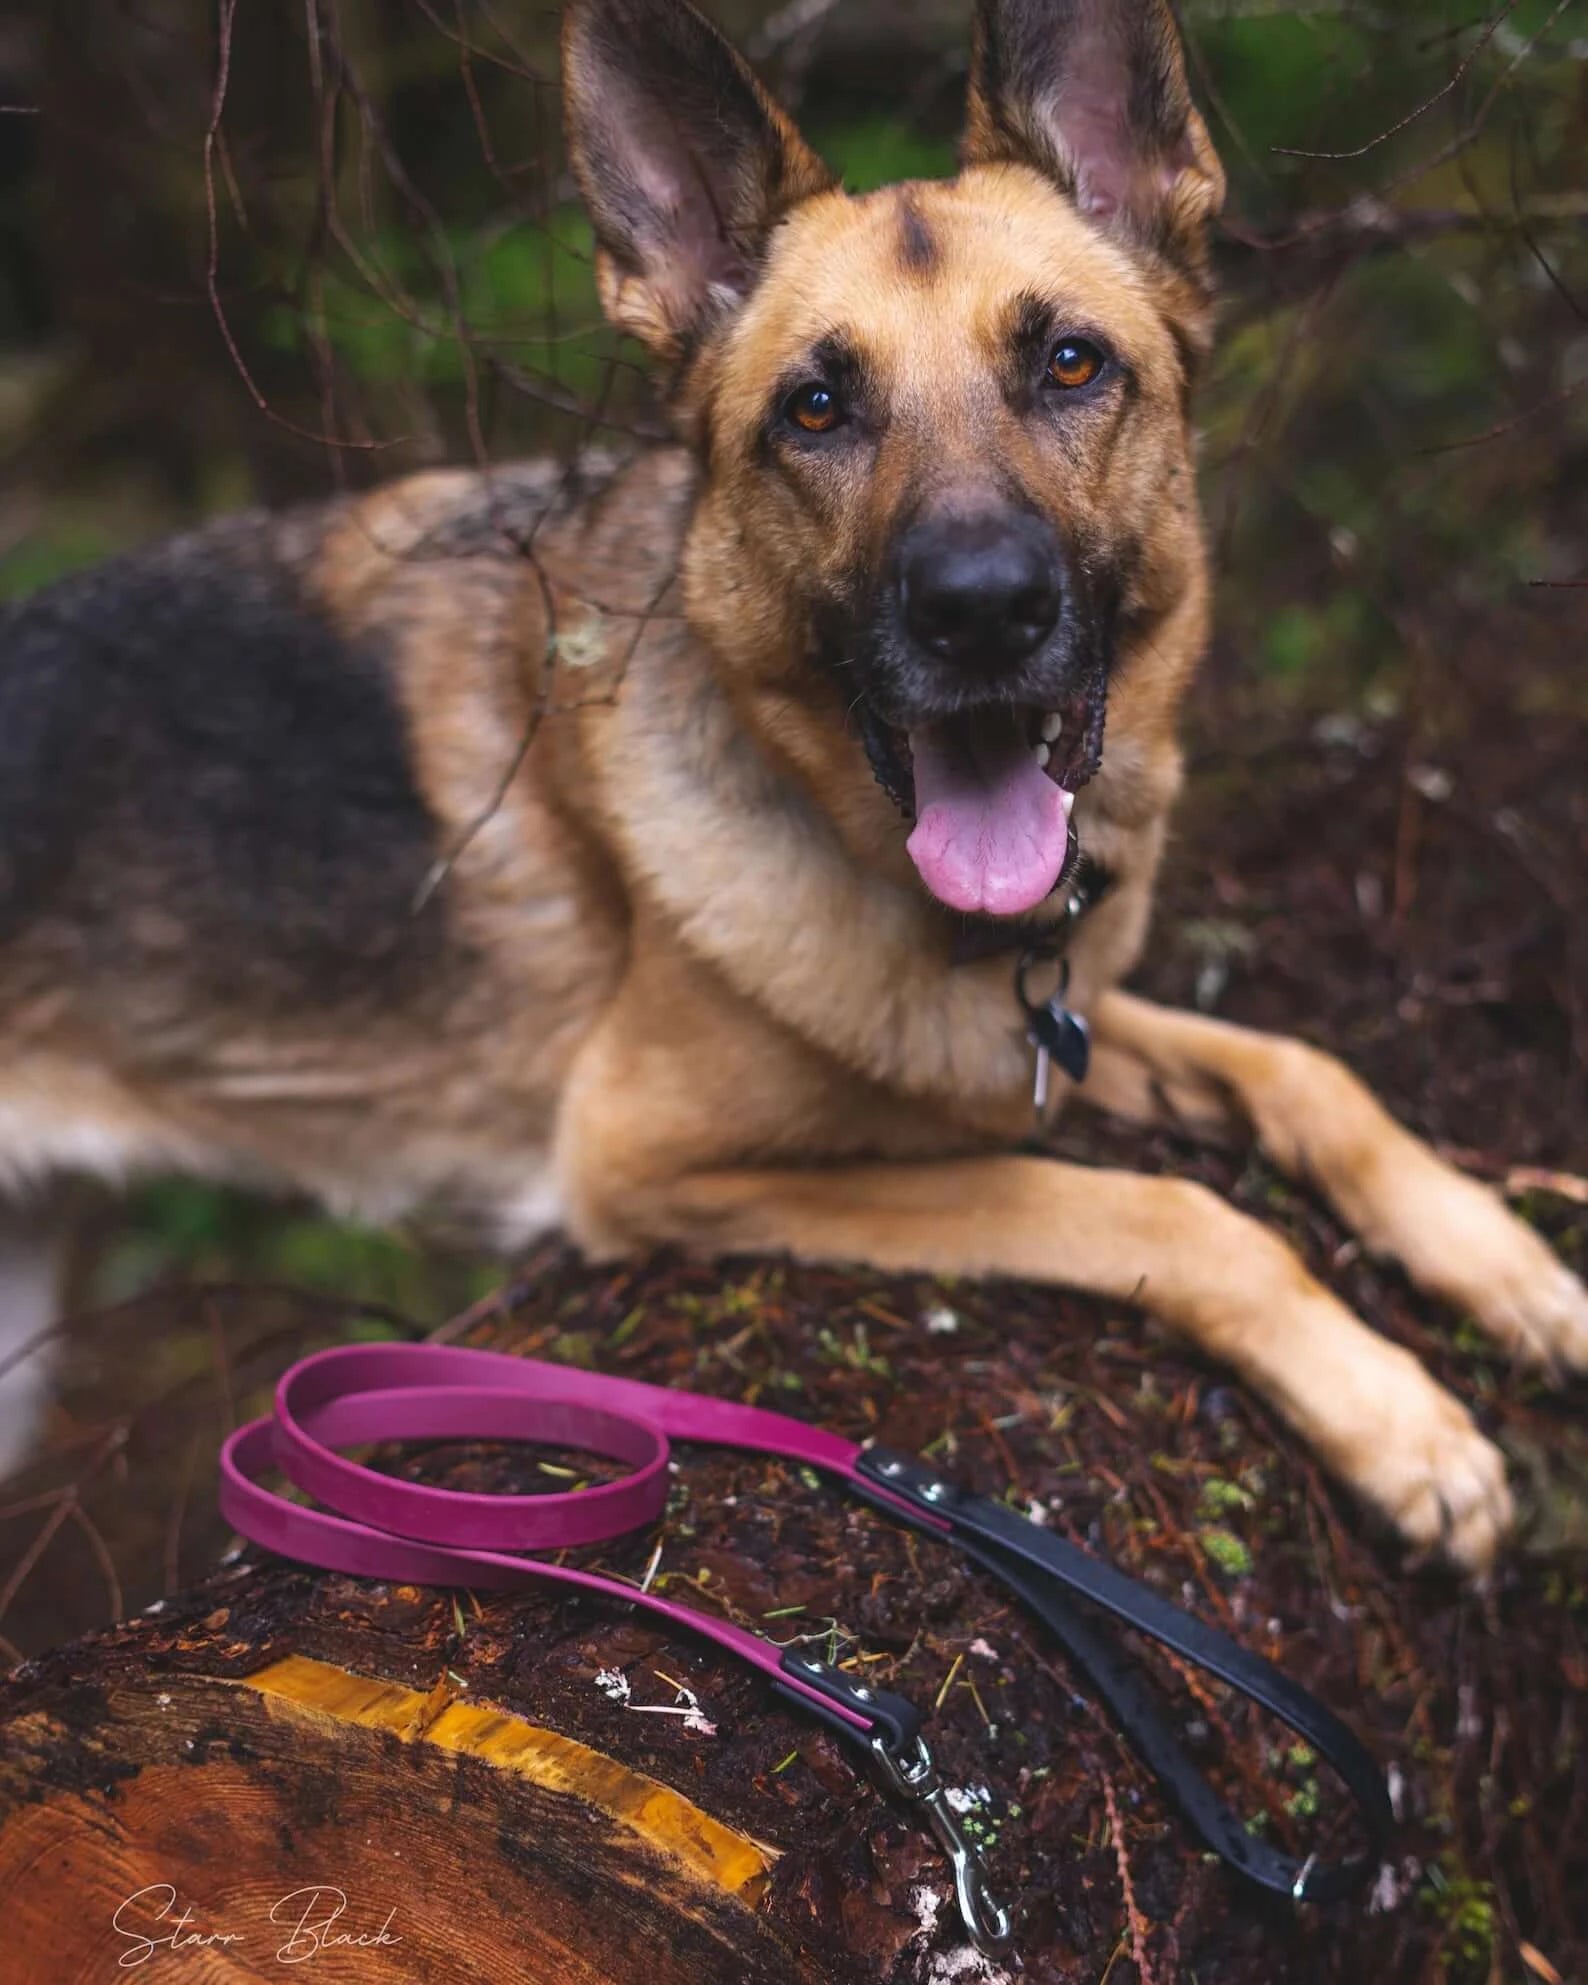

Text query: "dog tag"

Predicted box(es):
[1029, 997, 1091, 1091]
[1016, 949, 1091, 1120]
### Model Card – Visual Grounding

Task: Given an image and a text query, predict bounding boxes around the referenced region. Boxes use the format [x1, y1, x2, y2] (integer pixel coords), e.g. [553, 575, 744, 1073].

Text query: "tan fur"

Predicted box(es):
[2, 0, 1584, 1559]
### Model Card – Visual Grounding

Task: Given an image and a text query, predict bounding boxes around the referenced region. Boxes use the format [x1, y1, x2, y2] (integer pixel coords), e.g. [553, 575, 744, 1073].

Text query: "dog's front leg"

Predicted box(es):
[604, 1154, 1512, 1568]
[1086, 990, 1588, 1375]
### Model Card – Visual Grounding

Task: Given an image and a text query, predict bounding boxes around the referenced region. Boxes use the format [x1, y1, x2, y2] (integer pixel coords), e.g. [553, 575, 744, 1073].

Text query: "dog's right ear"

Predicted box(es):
[563, 0, 834, 363]
[963, 0, 1223, 277]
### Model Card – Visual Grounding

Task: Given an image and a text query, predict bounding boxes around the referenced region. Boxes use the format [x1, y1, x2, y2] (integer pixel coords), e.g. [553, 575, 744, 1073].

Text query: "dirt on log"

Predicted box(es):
[2, 654, 1587, 1983]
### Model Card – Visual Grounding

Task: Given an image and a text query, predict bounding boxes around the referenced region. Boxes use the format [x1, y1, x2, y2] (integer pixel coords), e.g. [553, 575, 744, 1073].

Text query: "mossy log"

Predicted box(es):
[3, 1239, 1586, 1983]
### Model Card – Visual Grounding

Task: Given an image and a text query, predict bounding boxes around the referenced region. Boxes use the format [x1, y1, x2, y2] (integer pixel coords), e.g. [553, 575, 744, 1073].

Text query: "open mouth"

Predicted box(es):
[861, 691, 1105, 919]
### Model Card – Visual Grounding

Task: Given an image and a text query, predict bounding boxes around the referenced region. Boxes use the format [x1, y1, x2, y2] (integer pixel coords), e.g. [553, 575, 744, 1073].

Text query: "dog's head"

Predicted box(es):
[565, 0, 1223, 920]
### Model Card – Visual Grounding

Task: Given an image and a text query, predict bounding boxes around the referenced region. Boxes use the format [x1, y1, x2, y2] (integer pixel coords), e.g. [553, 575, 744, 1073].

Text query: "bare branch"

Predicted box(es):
[1272, 0, 1518, 159]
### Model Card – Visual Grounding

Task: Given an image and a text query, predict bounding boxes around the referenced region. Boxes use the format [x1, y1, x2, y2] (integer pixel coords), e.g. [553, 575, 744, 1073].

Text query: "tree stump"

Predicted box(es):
[4, 1237, 1587, 1984]
[0, 1605, 829, 1985]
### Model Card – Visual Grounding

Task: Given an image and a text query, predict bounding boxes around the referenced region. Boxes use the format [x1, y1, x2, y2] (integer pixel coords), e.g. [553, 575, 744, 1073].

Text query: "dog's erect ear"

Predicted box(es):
[963, 0, 1223, 267]
[563, 0, 835, 362]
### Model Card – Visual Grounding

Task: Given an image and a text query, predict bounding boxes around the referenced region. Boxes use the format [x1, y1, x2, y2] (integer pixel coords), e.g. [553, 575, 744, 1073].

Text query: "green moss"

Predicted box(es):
[1417, 1863, 1497, 1974]
[1198, 1477, 1258, 1520]
[1198, 1526, 1254, 1578]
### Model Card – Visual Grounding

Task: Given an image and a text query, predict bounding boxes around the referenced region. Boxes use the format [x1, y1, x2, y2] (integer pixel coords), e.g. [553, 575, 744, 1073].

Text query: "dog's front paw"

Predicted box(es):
[1332, 1353, 1514, 1571]
[1467, 1226, 1588, 1376]
[1404, 1173, 1588, 1375]
[1373, 1159, 1580, 1381]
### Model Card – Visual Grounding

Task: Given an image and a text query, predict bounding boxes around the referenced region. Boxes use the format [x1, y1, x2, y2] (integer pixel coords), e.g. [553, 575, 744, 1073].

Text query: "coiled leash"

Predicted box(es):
[221, 1342, 1391, 1955]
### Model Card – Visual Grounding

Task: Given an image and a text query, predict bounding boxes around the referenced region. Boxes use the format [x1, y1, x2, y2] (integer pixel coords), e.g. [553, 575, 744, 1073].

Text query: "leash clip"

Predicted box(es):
[779, 1647, 1011, 1951]
[871, 1730, 1014, 1957]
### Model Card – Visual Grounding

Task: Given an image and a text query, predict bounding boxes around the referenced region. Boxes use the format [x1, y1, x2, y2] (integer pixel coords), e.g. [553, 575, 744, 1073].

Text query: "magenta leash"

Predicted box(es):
[220, 1341, 1392, 1953]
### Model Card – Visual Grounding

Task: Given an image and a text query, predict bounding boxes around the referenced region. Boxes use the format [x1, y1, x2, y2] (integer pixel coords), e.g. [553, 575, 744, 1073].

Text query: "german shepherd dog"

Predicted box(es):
[1, 0, 1583, 1566]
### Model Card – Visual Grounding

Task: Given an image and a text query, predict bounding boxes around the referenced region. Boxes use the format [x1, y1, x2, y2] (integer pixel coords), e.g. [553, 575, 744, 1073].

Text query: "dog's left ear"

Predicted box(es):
[963, 0, 1224, 274]
[563, 0, 835, 363]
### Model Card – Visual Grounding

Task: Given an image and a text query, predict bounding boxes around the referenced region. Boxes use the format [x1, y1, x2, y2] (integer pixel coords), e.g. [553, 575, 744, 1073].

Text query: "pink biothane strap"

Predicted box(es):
[220, 1342, 936, 1739]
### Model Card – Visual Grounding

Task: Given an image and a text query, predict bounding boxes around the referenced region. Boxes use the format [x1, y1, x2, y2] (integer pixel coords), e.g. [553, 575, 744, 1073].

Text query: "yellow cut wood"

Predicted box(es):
[236, 1654, 776, 1904]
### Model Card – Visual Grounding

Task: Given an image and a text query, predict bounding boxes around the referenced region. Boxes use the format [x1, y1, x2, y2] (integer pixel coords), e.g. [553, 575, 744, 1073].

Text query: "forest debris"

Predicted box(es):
[1519, 1942, 1565, 1985]
[1504, 1167, 1588, 1207]
[1103, 1770, 1157, 1985]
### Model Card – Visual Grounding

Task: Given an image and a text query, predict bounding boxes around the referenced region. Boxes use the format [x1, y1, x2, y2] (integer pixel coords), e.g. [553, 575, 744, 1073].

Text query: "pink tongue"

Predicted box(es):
[905, 710, 1072, 917]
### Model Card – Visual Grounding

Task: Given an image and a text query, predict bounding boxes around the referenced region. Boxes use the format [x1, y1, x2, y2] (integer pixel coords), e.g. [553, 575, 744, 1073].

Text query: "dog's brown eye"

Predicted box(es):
[786, 383, 843, 434]
[1047, 339, 1105, 390]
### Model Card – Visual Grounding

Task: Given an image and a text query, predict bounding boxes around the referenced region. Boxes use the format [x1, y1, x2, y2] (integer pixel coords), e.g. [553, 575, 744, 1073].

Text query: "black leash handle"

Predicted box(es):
[855, 1448, 1392, 1902]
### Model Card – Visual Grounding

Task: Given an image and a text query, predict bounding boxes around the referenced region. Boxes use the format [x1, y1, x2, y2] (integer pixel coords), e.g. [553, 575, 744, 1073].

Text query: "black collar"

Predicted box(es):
[947, 854, 1112, 968]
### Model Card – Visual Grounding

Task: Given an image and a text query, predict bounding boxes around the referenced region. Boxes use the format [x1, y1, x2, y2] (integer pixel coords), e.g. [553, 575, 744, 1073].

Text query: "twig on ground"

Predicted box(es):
[1502, 1168, 1588, 1208]
[1102, 1769, 1157, 1985]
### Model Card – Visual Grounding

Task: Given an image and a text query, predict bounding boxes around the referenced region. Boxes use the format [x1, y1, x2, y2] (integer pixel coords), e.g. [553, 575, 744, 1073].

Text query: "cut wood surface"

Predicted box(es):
[0, 1628, 809, 1985]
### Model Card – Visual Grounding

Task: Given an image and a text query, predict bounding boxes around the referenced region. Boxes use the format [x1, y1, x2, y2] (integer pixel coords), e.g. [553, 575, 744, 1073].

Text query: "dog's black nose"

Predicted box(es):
[899, 514, 1062, 667]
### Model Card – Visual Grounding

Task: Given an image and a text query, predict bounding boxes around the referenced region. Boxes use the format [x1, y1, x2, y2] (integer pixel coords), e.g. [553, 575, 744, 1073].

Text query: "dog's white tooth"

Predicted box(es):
[1041, 712, 1064, 742]
[1034, 742, 1051, 770]
[1061, 787, 1076, 818]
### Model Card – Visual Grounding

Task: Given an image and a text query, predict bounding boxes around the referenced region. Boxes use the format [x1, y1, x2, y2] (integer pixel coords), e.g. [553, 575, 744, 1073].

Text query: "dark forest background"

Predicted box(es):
[0, 0, 1584, 1316]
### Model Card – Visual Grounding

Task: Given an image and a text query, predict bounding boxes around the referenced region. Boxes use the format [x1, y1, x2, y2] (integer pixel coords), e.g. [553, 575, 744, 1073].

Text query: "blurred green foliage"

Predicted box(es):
[89, 1181, 494, 1322]
[0, 520, 121, 601]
